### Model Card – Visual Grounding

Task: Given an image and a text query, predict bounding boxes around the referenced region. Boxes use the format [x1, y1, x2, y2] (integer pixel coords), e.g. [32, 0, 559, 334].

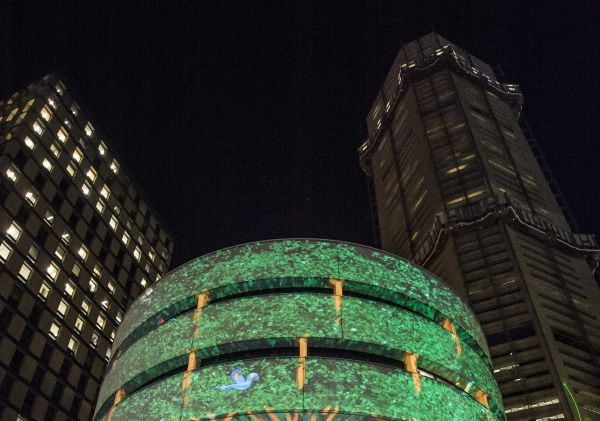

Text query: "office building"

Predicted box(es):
[0, 75, 173, 420]
[359, 33, 600, 420]
[94, 239, 504, 420]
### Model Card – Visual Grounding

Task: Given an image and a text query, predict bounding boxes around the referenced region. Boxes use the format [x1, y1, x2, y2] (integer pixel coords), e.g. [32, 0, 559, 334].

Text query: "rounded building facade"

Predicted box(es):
[94, 239, 505, 421]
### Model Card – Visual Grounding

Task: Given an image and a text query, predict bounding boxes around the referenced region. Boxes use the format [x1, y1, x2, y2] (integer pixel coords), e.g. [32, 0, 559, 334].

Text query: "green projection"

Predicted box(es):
[96, 240, 505, 421]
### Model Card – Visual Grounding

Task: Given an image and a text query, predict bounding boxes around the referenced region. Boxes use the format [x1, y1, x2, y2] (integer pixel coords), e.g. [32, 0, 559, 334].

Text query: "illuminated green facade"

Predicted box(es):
[94, 239, 505, 420]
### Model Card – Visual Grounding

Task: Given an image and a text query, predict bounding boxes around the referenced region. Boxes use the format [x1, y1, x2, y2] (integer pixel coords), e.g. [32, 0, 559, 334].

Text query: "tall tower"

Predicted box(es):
[360, 33, 600, 420]
[0, 75, 173, 420]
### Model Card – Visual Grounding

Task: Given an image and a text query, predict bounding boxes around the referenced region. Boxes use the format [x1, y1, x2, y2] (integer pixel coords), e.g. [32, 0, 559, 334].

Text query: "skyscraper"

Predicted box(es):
[94, 239, 504, 421]
[0, 75, 173, 421]
[360, 33, 600, 420]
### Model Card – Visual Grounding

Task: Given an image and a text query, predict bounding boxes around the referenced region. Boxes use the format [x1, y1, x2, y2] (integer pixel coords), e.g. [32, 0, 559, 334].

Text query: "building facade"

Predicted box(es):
[94, 239, 504, 421]
[360, 33, 600, 420]
[0, 75, 173, 421]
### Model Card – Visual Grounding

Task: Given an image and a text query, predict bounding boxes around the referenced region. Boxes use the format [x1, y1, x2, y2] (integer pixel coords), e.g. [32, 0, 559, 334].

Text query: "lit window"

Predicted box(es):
[105, 348, 112, 360]
[148, 249, 155, 262]
[107, 281, 115, 294]
[19, 262, 33, 281]
[72, 263, 81, 277]
[74, 316, 84, 332]
[98, 141, 107, 156]
[81, 299, 91, 315]
[7, 222, 22, 242]
[24, 136, 35, 149]
[54, 245, 66, 261]
[447, 164, 467, 174]
[89, 278, 98, 293]
[95, 200, 105, 214]
[109, 215, 118, 231]
[101, 297, 109, 310]
[81, 182, 90, 196]
[49, 321, 61, 339]
[140, 278, 147, 288]
[93, 264, 102, 277]
[86, 167, 97, 182]
[42, 158, 53, 171]
[0, 241, 12, 262]
[6, 107, 18, 122]
[116, 311, 123, 324]
[66, 163, 76, 177]
[32, 120, 44, 136]
[40, 105, 52, 122]
[84, 122, 94, 137]
[70, 104, 79, 115]
[57, 127, 68, 143]
[113, 205, 121, 215]
[64, 281, 75, 297]
[110, 159, 119, 174]
[27, 245, 39, 262]
[5, 165, 18, 182]
[100, 185, 110, 199]
[57, 299, 69, 317]
[24, 191, 38, 206]
[96, 313, 106, 329]
[67, 336, 79, 354]
[64, 118, 72, 128]
[61, 232, 71, 244]
[78, 246, 88, 261]
[44, 210, 55, 225]
[55, 81, 65, 95]
[48, 97, 57, 109]
[122, 232, 130, 245]
[110, 329, 116, 341]
[46, 263, 59, 281]
[72, 147, 83, 164]
[91, 332, 99, 348]
[134, 246, 141, 261]
[38, 282, 51, 300]
[50, 143, 60, 158]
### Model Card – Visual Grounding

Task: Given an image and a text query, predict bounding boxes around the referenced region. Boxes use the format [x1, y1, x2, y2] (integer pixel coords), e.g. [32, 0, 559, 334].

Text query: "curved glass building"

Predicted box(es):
[94, 239, 505, 421]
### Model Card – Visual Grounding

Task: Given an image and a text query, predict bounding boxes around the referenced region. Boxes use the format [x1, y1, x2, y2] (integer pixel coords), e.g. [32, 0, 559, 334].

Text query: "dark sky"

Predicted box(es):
[2, 1, 599, 268]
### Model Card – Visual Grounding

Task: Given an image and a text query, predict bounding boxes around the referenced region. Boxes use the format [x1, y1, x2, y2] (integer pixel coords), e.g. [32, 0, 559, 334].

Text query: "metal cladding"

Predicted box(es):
[94, 239, 505, 420]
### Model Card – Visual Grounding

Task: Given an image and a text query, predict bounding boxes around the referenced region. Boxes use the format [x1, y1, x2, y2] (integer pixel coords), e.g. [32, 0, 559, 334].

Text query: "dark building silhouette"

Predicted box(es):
[0, 75, 173, 420]
[360, 33, 600, 420]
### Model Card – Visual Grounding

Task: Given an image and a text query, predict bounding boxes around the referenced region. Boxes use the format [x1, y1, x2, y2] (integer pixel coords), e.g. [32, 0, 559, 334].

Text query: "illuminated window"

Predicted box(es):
[6, 222, 22, 242]
[64, 281, 75, 298]
[57, 299, 69, 317]
[122, 231, 130, 245]
[116, 311, 123, 324]
[140, 278, 147, 288]
[74, 316, 84, 332]
[91, 332, 99, 348]
[72, 263, 81, 277]
[107, 281, 115, 294]
[5, 165, 18, 182]
[72, 147, 83, 164]
[133, 246, 141, 261]
[50, 143, 60, 158]
[0, 241, 12, 262]
[109, 215, 118, 231]
[64, 118, 72, 128]
[27, 245, 39, 262]
[70, 103, 79, 115]
[113, 205, 121, 215]
[100, 185, 110, 199]
[55, 81, 65, 95]
[100, 297, 109, 310]
[110, 329, 116, 341]
[6, 107, 18, 122]
[92, 264, 101, 277]
[95, 200, 105, 214]
[24, 191, 38, 206]
[44, 210, 55, 225]
[98, 141, 107, 156]
[89, 278, 98, 293]
[40, 105, 52, 121]
[48, 96, 57, 109]
[78, 246, 88, 261]
[46, 262, 59, 281]
[32, 120, 44, 136]
[446, 164, 467, 174]
[18, 262, 32, 281]
[61, 231, 71, 244]
[105, 348, 112, 360]
[42, 158, 53, 171]
[67, 336, 79, 354]
[49, 321, 61, 340]
[81, 299, 91, 315]
[148, 248, 155, 262]
[96, 313, 106, 330]
[39, 282, 51, 300]
[110, 159, 119, 174]
[81, 182, 90, 196]
[57, 127, 68, 143]
[84, 122, 94, 137]
[86, 167, 97, 182]
[24, 136, 35, 149]
[54, 245, 66, 261]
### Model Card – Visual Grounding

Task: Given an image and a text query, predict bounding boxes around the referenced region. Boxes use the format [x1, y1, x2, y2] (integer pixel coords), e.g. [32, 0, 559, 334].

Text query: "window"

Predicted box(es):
[61, 232, 71, 244]
[24, 136, 35, 149]
[74, 317, 84, 332]
[0, 241, 12, 262]
[46, 263, 59, 281]
[78, 246, 88, 261]
[110, 159, 119, 174]
[134, 246, 141, 261]
[107, 281, 115, 294]
[44, 210, 54, 225]
[48, 96, 57, 109]
[95, 200, 105, 214]
[42, 159, 53, 171]
[91, 332, 99, 348]
[67, 337, 79, 354]
[70, 103, 79, 115]
[55, 81, 65, 95]
[98, 141, 107, 156]
[148, 249, 155, 262]
[72, 147, 83, 164]
[49, 322, 61, 340]
[122, 231, 130, 245]
[81, 299, 91, 315]
[72, 263, 81, 277]
[114, 205, 121, 215]
[66, 163, 76, 177]
[50, 143, 60, 158]
[81, 182, 91, 196]
[6, 222, 22, 242]
[39, 282, 51, 300]
[110, 329, 116, 341]
[116, 311, 123, 324]
[89, 279, 98, 293]
[93, 264, 102, 277]
[24, 191, 38, 206]
[32, 120, 44, 136]
[5, 165, 18, 182]
[54, 245, 66, 261]
[18, 262, 32, 281]
[40, 105, 52, 121]
[100, 185, 110, 200]
[57, 127, 68, 143]
[105, 348, 112, 360]
[64, 281, 75, 298]
[86, 167, 97, 182]
[109, 215, 118, 231]
[140, 278, 147, 288]
[96, 314, 106, 330]
[84, 122, 94, 137]
[100, 297, 109, 310]
[57, 299, 69, 317]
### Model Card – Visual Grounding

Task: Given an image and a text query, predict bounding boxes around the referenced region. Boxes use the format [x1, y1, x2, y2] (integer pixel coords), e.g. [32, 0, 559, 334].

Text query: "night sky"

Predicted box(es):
[2, 2, 599, 268]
